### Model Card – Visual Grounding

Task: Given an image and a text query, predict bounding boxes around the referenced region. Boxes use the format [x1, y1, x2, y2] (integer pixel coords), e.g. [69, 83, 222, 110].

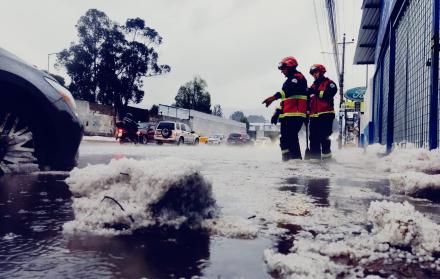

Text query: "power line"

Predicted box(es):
[325, 0, 341, 77]
[313, 0, 325, 53]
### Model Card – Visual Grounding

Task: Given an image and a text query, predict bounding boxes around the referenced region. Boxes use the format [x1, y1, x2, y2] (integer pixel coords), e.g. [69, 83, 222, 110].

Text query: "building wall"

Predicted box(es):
[370, 0, 436, 149]
[158, 104, 246, 136]
[76, 100, 115, 136]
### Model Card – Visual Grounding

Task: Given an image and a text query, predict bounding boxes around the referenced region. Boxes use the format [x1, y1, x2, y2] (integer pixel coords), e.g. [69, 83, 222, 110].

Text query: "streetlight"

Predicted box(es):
[47, 52, 59, 73]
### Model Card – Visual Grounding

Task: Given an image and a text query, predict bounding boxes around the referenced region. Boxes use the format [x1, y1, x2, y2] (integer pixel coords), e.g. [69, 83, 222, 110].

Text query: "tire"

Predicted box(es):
[0, 105, 38, 175]
[161, 128, 172, 139]
[141, 135, 148, 145]
[194, 138, 199, 145]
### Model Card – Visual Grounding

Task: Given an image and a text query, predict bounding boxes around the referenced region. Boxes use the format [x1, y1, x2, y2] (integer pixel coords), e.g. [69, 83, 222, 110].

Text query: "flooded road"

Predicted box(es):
[1, 140, 440, 278]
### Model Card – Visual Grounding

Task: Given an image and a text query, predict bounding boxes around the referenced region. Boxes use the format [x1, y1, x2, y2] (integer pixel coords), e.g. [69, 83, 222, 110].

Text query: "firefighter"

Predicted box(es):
[262, 57, 308, 161]
[308, 64, 337, 161]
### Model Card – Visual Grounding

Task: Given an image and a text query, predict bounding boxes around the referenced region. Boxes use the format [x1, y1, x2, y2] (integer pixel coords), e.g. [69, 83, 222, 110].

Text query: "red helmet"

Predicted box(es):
[278, 57, 298, 70]
[309, 64, 326, 75]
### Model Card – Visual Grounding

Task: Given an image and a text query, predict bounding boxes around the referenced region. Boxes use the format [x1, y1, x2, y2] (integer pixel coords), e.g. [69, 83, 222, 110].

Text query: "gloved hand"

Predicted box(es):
[307, 87, 318, 95]
[262, 95, 276, 107]
[271, 108, 281, 125]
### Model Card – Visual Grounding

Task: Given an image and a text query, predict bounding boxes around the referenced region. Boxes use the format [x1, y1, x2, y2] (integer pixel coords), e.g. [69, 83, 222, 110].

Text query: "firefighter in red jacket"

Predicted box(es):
[308, 64, 337, 160]
[262, 57, 308, 161]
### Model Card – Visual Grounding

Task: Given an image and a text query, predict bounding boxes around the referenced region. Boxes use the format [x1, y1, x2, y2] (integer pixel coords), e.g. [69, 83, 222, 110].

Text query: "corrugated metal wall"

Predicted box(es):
[393, 8, 408, 143]
[371, 0, 434, 148]
[373, 66, 382, 144]
[381, 47, 390, 145]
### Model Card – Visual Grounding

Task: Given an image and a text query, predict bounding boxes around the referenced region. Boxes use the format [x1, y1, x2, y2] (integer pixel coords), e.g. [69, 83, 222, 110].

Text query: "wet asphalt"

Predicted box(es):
[0, 140, 440, 278]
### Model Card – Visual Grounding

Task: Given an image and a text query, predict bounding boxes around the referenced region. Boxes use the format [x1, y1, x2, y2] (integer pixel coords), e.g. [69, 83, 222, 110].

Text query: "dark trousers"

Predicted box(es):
[309, 113, 335, 159]
[280, 117, 305, 160]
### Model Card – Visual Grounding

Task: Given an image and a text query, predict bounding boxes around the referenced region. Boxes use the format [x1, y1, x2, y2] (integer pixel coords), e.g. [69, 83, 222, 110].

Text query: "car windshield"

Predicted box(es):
[157, 122, 175, 130]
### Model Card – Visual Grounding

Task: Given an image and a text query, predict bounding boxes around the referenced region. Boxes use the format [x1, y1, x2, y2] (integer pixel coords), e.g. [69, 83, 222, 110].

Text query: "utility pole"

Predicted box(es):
[47, 52, 58, 73]
[337, 33, 354, 149]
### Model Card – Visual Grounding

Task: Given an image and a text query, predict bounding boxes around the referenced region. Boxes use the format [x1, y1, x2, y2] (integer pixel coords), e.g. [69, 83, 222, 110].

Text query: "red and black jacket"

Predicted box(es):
[273, 71, 308, 118]
[309, 77, 337, 117]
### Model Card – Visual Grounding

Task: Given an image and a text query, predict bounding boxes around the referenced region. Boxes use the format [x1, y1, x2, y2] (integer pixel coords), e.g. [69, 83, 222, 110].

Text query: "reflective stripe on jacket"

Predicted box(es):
[309, 78, 336, 117]
[278, 72, 308, 118]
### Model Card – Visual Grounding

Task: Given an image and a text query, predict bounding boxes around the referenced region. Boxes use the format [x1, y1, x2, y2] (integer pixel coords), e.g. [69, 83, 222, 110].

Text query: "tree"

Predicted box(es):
[247, 115, 266, 123]
[174, 76, 212, 113]
[230, 111, 245, 122]
[212, 104, 223, 117]
[149, 104, 159, 116]
[57, 9, 170, 114]
[230, 111, 249, 131]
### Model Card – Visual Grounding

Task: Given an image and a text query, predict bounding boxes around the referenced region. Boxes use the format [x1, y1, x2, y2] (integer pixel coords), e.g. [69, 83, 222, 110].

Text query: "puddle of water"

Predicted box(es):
[280, 177, 330, 206]
[0, 174, 273, 278]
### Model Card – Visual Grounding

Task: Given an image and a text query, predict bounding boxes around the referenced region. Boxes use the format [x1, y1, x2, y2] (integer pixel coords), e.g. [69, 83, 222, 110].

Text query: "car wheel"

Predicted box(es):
[161, 128, 172, 139]
[177, 137, 184, 145]
[194, 138, 199, 145]
[141, 135, 148, 144]
[0, 112, 37, 175]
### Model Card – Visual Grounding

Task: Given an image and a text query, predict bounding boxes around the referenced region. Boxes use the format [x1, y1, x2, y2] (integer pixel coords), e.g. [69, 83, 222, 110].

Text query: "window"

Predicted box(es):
[157, 122, 175, 130]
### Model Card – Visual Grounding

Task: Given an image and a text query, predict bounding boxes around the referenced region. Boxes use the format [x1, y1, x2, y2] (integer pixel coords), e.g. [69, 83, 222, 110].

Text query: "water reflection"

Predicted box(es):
[280, 177, 330, 206]
[67, 228, 210, 279]
[0, 174, 211, 278]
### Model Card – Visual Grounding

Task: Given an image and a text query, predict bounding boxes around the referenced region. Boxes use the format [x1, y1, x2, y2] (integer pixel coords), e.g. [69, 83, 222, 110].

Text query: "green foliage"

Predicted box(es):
[57, 9, 170, 113]
[230, 111, 250, 131]
[174, 76, 212, 113]
[230, 111, 245, 121]
[149, 104, 159, 116]
[247, 115, 266, 123]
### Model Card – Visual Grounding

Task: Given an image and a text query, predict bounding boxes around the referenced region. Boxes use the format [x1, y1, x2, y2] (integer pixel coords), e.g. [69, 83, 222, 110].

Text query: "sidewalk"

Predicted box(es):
[82, 135, 118, 143]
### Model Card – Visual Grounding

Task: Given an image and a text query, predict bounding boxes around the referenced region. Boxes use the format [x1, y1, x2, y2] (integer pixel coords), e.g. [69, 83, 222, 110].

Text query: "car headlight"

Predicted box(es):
[44, 77, 78, 114]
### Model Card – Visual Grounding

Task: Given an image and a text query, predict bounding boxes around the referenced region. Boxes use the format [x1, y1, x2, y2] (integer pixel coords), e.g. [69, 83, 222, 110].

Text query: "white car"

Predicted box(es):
[154, 121, 199, 145]
[208, 134, 224, 145]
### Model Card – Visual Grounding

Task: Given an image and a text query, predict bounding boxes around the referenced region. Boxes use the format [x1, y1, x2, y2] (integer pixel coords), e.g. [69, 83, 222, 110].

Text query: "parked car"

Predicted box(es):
[137, 122, 156, 144]
[226, 133, 252, 145]
[154, 121, 199, 145]
[0, 47, 83, 175]
[254, 136, 272, 146]
[208, 134, 224, 145]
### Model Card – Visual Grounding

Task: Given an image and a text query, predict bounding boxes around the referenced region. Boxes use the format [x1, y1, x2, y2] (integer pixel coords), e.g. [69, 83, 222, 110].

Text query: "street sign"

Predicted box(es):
[345, 87, 366, 101]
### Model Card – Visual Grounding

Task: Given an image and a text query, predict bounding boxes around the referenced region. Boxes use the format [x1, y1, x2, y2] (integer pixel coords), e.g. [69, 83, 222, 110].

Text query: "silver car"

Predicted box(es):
[154, 121, 199, 145]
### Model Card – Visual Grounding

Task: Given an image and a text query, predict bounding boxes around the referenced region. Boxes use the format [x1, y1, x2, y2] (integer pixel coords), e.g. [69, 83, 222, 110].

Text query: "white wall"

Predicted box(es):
[76, 100, 115, 136]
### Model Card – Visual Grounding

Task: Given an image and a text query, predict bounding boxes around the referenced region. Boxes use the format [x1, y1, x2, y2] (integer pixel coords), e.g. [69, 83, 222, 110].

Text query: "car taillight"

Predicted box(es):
[118, 129, 123, 133]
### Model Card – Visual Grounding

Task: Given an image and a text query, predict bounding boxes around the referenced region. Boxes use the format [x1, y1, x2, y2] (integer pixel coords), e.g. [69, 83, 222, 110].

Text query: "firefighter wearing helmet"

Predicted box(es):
[262, 56, 308, 161]
[308, 64, 337, 161]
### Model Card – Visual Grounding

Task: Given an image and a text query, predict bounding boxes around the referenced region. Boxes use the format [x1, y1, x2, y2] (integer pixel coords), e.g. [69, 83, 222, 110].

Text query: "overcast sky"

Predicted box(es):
[0, 0, 365, 119]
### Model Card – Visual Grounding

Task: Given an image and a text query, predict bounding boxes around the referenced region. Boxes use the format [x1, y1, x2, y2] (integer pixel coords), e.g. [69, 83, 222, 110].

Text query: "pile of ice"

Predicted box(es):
[63, 157, 218, 235]
[264, 200, 440, 278]
[377, 146, 440, 196]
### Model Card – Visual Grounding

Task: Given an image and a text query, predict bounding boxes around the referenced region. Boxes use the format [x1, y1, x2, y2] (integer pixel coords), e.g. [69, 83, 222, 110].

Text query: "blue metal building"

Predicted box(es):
[354, 0, 439, 151]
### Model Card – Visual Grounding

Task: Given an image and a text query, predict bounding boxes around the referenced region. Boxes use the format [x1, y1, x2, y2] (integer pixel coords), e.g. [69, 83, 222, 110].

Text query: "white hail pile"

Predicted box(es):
[264, 200, 440, 278]
[377, 146, 440, 195]
[64, 157, 218, 235]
